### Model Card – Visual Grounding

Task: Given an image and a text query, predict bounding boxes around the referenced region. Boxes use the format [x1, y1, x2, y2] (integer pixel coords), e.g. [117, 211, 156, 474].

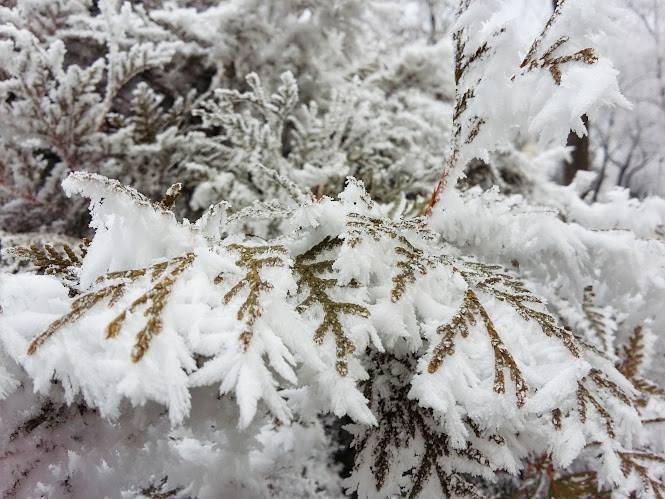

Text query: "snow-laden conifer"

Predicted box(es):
[3, 1, 665, 498]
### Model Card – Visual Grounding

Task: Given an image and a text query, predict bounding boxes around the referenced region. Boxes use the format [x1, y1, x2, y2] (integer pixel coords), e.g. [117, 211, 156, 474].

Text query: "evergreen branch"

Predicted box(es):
[455, 260, 580, 357]
[345, 213, 436, 302]
[576, 381, 615, 437]
[223, 243, 288, 350]
[517, 1, 597, 85]
[7, 240, 87, 283]
[581, 285, 614, 353]
[27, 283, 126, 355]
[618, 451, 665, 499]
[356, 354, 491, 498]
[617, 326, 665, 406]
[428, 289, 529, 407]
[619, 326, 646, 380]
[28, 253, 195, 360]
[106, 252, 195, 362]
[294, 237, 368, 376]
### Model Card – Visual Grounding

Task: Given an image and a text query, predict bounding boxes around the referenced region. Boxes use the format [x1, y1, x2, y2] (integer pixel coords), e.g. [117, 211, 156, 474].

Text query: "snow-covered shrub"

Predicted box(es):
[0, 0, 188, 233]
[3, 0, 665, 498]
[3, 164, 665, 497]
[0, 0, 423, 235]
[188, 70, 451, 217]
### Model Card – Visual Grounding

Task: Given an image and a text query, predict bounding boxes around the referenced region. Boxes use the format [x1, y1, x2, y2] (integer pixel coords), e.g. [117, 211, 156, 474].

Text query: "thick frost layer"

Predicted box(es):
[2, 172, 661, 497]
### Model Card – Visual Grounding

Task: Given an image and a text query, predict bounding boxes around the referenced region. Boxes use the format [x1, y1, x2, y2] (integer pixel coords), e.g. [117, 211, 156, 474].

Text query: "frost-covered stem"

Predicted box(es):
[426, 0, 577, 216]
[425, 146, 458, 216]
[426, 3, 476, 216]
[522, 0, 568, 69]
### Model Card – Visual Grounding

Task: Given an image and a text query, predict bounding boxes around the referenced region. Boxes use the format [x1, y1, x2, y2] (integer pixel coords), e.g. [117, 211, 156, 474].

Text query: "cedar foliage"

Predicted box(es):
[2, 1, 665, 498]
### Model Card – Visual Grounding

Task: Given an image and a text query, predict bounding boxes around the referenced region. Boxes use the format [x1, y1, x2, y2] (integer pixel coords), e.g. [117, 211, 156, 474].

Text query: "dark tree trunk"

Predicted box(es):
[562, 115, 591, 185]
[551, 1, 591, 186]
